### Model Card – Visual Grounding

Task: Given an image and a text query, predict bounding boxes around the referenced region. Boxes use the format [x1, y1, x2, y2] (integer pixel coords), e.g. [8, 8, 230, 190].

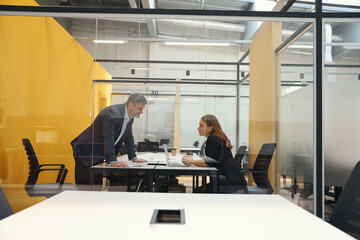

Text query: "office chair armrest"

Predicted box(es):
[239, 169, 267, 174]
[39, 164, 65, 168]
[38, 168, 68, 187]
[39, 164, 66, 182]
[248, 170, 268, 174]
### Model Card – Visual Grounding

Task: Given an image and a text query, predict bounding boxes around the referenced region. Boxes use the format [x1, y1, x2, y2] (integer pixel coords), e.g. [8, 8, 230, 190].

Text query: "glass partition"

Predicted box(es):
[287, 0, 360, 13]
[277, 22, 315, 212]
[323, 19, 360, 218]
[0, 2, 324, 215]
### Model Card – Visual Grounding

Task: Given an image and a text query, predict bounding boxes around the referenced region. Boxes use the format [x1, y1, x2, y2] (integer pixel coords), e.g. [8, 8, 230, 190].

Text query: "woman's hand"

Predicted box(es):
[181, 155, 193, 165]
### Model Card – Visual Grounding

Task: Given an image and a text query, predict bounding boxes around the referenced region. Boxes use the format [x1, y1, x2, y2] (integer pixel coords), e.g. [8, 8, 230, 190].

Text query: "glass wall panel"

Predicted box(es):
[0, 13, 98, 210]
[84, 15, 241, 193]
[277, 23, 315, 212]
[323, 20, 360, 219]
[1, 1, 322, 214]
[321, 1, 360, 13]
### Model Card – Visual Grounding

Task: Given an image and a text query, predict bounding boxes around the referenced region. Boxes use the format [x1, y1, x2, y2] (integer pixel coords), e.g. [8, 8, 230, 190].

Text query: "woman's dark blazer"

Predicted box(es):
[204, 134, 243, 185]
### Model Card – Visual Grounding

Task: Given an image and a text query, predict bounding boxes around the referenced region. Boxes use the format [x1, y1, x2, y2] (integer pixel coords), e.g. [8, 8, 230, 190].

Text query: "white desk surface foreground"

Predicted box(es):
[0, 191, 354, 240]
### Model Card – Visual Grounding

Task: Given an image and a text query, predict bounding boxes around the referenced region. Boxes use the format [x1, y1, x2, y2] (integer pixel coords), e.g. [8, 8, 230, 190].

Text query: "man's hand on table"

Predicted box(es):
[132, 158, 147, 163]
[110, 161, 128, 168]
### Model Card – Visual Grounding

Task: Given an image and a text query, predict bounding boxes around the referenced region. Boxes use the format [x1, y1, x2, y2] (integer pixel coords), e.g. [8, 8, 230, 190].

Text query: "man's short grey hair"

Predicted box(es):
[126, 93, 147, 106]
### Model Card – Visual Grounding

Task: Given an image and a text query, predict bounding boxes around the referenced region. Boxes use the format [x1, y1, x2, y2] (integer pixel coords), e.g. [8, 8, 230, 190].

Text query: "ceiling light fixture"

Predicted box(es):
[288, 45, 313, 49]
[93, 40, 126, 44]
[158, 19, 246, 32]
[164, 42, 230, 47]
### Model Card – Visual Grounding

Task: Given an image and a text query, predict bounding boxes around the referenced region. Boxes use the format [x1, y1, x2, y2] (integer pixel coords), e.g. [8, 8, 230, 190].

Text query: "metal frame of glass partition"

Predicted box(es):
[2, 1, 359, 218]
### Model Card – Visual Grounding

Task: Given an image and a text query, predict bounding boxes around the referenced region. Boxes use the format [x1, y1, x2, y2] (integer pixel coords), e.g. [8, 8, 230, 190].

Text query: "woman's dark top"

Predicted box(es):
[204, 134, 243, 185]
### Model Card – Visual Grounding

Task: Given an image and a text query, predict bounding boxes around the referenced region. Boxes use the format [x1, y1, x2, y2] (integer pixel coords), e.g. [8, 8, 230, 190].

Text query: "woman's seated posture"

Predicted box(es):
[181, 114, 245, 193]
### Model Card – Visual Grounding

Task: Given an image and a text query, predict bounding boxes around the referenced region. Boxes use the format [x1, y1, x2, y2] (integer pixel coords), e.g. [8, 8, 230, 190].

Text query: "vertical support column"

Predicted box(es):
[236, 64, 240, 151]
[315, 0, 324, 219]
[174, 78, 181, 154]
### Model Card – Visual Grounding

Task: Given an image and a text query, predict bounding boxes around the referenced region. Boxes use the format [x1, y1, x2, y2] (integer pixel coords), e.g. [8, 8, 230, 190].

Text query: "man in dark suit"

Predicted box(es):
[70, 93, 147, 185]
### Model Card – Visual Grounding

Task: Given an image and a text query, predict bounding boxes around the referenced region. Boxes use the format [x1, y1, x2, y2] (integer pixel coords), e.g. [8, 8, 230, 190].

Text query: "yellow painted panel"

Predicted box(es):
[0, 0, 112, 212]
[249, 22, 281, 190]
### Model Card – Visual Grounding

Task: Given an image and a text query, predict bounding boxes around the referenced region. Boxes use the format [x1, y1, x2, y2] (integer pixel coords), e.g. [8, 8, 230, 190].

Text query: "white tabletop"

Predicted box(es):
[0, 191, 354, 240]
[154, 165, 217, 172]
[117, 152, 199, 165]
[118, 152, 173, 164]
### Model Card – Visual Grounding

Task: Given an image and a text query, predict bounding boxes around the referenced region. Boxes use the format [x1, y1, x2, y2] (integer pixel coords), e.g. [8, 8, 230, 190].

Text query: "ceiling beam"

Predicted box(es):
[141, 0, 157, 37]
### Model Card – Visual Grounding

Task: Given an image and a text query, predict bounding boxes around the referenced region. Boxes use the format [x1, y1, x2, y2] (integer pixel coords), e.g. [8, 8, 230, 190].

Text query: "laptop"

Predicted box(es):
[163, 144, 188, 167]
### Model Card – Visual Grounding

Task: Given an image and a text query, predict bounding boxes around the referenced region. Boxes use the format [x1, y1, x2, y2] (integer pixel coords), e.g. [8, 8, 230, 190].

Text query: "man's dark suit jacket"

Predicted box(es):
[204, 134, 243, 185]
[70, 104, 136, 167]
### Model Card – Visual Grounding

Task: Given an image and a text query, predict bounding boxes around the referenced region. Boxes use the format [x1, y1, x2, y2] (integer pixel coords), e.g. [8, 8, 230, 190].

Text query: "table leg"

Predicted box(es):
[127, 176, 131, 191]
[147, 172, 154, 192]
[202, 175, 206, 192]
[154, 173, 159, 192]
[211, 172, 219, 193]
[90, 168, 94, 191]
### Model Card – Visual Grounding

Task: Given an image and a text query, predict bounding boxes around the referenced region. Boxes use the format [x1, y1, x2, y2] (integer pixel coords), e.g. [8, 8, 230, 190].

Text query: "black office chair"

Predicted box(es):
[22, 138, 77, 198]
[218, 170, 249, 194]
[137, 141, 159, 152]
[147, 142, 159, 152]
[159, 139, 170, 146]
[329, 161, 360, 239]
[137, 142, 147, 152]
[234, 146, 247, 168]
[0, 185, 13, 220]
[236, 143, 276, 194]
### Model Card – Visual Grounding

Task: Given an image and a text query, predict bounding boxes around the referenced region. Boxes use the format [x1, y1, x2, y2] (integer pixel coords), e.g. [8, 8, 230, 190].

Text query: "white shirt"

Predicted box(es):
[114, 105, 133, 145]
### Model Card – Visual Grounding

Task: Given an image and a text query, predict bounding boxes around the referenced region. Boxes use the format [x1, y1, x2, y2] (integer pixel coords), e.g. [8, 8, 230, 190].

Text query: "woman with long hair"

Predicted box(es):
[182, 114, 244, 191]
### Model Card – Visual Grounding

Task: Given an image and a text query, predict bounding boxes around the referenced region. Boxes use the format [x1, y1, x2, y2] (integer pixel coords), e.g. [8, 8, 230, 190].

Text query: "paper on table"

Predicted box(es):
[192, 153, 202, 160]
[117, 153, 167, 164]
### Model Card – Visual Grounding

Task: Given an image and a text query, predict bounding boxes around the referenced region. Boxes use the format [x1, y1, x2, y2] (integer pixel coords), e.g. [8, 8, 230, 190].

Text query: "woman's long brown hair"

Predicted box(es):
[201, 114, 233, 150]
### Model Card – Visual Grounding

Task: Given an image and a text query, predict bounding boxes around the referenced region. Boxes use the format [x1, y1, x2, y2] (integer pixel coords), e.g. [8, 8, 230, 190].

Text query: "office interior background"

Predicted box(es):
[0, 0, 359, 219]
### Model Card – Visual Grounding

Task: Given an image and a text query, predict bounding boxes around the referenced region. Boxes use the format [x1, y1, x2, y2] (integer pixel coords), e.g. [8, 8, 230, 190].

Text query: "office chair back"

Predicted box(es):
[159, 139, 170, 146]
[147, 142, 159, 152]
[252, 143, 276, 171]
[22, 138, 40, 188]
[234, 146, 247, 168]
[21, 138, 77, 198]
[252, 143, 276, 193]
[137, 141, 159, 152]
[137, 142, 147, 152]
[0, 186, 13, 220]
[329, 161, 360, 239]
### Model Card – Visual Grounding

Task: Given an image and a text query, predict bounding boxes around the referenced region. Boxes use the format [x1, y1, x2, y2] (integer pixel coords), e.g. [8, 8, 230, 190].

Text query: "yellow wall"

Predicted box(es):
[0, 0, 112, 212]
[249, 22, 281, 190]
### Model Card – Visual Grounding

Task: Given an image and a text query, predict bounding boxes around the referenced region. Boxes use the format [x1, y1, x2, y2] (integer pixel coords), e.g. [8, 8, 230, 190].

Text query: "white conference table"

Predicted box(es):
[117, 151, 183, 165]
[90, 163, 218, 192]
[0, 191, 354, 240]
